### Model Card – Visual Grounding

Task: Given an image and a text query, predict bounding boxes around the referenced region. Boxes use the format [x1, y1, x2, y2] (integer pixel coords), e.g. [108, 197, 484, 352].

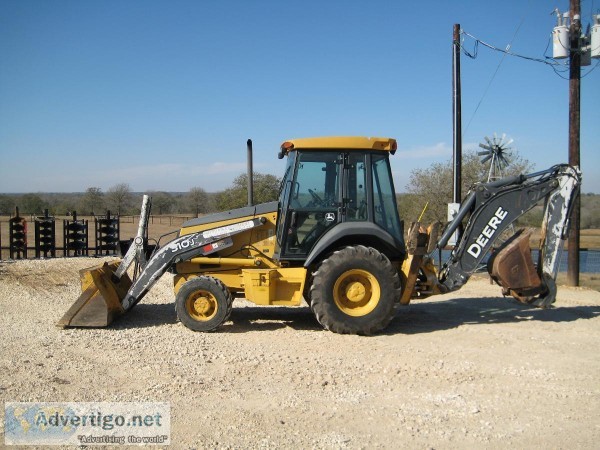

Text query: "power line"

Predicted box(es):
[460, 30, 564, 67]
[462, 31, 600, 78]
[462, 0, 533, 137]
[459, 24, 599, 131]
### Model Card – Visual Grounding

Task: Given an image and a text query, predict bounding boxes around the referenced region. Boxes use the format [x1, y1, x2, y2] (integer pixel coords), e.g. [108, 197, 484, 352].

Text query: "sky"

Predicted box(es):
[1, 0, 599, 195]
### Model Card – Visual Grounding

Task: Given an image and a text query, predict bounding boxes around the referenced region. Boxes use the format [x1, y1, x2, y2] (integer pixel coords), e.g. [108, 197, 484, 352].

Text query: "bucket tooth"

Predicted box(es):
[57, 261, 131, 328]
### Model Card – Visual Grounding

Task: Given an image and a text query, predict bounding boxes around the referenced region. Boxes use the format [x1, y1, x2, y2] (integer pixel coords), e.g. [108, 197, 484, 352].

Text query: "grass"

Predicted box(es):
[527, 227, 600, 249]
[580, 229, 600, 249]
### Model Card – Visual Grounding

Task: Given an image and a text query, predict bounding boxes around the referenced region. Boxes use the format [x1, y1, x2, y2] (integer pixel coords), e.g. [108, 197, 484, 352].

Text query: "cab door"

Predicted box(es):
[279, 151, 342, 259]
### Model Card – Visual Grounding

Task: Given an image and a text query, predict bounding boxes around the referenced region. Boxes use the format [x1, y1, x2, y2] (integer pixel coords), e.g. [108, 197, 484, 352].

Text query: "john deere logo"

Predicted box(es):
[467, 206, 508, 258]
[325, 213, 335, 222]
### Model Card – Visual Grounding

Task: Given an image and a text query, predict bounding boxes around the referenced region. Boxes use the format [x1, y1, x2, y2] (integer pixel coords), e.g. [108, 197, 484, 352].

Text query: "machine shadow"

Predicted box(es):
[224, 306, 322, 333]
[114, 303, 178, 329]
[113, 297, 600, 334]
[385, 296, 600, 335]
[114, 303, 322, 332]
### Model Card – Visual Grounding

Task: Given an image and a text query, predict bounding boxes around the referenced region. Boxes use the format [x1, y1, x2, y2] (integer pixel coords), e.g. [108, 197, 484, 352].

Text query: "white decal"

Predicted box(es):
[467, 206, 509, 258]
[170, 235, 198, 253]
[203, 220, 254, 239]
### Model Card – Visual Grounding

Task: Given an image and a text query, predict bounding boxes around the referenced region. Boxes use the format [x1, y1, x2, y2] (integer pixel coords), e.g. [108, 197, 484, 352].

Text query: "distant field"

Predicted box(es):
[1, 215, 598, 292]
[580, 229, 600, 249]
[528, 227, 600, 249]
[557, 272, 600, 291]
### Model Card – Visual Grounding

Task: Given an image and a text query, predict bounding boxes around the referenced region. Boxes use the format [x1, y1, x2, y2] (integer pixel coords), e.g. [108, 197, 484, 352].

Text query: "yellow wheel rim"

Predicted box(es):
[185, 290, 218, 322]
[333, 269, 380, 317]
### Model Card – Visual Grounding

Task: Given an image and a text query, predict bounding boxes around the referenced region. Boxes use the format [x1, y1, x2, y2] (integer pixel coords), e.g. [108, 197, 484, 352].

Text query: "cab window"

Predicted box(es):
[372, 154, 402, 241]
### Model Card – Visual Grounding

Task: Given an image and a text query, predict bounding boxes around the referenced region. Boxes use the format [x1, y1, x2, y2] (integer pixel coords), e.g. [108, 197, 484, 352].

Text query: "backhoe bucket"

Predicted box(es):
[57, 261, 132, 328]
[487, 229, 545, 303]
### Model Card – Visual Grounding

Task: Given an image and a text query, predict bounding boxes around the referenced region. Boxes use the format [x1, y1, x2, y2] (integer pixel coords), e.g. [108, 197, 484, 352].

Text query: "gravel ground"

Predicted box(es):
[1, 257, 599, 449]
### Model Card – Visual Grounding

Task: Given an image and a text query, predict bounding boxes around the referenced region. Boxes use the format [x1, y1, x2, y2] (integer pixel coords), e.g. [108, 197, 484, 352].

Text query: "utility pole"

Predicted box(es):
[448, 23, 463, 247]
[567, 0, 581, 286]
[452, 24, 462, 204]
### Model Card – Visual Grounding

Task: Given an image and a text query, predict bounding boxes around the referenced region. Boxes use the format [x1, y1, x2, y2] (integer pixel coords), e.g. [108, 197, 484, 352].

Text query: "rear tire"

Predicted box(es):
[175, 276, 232, 332]
[310, 245, 401, 335]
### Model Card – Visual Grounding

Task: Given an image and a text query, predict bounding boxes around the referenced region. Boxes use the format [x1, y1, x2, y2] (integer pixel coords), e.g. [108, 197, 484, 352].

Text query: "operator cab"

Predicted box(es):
[275, 137, 404, 262]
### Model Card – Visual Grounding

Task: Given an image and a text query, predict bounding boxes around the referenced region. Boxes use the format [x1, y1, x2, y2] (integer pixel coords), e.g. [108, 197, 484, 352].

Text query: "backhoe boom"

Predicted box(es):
[438, 164, 581, 305]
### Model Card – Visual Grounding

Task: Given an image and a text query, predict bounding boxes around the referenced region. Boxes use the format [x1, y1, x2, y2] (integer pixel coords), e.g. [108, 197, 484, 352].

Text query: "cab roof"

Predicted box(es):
[279, 136, 397, 158]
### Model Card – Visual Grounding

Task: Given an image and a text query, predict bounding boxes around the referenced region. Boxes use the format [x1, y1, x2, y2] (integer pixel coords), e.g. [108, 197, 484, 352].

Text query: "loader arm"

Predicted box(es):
[113, 194, 152, 280]
[437, 164, 581, 304]
[120, 217, 265, 310]
[58, 215, 266, 327]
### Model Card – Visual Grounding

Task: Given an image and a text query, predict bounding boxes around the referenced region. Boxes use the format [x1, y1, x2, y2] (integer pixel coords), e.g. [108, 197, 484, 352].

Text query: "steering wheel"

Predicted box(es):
[301, 220, 327, 250]
[308, 189, 324, 206]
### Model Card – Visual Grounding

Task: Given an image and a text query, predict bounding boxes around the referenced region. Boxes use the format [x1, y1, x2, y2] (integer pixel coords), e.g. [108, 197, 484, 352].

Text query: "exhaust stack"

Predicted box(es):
[247, 139, 253, 207]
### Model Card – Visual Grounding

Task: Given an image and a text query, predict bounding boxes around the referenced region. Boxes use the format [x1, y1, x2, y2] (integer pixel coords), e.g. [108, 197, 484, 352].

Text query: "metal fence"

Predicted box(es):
[0, 213, 195, 261]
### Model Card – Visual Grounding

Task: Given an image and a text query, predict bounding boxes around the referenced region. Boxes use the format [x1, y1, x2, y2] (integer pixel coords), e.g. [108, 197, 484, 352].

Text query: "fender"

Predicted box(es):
[304, 221, 405, 267]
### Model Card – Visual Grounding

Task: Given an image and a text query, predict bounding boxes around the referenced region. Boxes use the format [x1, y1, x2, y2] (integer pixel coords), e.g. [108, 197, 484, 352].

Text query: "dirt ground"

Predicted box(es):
[1, 257, 599, 449]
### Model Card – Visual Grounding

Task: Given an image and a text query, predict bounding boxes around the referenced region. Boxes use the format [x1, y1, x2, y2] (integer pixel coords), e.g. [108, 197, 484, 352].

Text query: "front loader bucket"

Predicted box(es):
[57, 261, 132, 328]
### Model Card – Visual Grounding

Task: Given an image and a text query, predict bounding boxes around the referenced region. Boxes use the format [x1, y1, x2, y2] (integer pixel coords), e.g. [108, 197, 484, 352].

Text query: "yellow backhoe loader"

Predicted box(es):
[58, 137, 581, 335]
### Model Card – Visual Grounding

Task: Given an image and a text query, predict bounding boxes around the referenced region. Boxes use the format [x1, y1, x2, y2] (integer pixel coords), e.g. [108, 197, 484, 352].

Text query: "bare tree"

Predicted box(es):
[151, 191, 174, 215]
[106, 183, 133, 215]
[215, 173, 280, 211]
[81, 187, 105, 215]
[188, 187, 209, 216]
[405, 150, 532, 223]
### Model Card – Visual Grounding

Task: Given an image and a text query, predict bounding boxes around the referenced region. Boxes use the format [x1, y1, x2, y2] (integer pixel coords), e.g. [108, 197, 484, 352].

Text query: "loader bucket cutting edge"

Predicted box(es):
[57, 261, 132, 328]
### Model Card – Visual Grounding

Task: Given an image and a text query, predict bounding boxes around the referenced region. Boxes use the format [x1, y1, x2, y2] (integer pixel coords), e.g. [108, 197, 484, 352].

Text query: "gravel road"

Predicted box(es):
[1, 257, 599, 449]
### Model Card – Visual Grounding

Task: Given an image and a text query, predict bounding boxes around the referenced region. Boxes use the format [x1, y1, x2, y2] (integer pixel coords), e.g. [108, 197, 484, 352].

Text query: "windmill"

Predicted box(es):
[478, 133, 516, 251]
[478, 133, 513, 182]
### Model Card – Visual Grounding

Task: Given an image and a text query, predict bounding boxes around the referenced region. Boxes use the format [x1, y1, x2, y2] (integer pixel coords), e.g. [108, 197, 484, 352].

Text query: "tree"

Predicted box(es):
[187, 187, 209, 216]
[19, 194, 48, 215]
[106, 183, 133, 215]
[405, 150, 532, 223]
[215, 173, 281, 211]
[0, 195, 16, 215]
[581, 194, 600, 229]
[151, 191, 174, 215]
[396, 193, 425, 226]
[50, 194, 81, 216]
[80, 187, 105, 215]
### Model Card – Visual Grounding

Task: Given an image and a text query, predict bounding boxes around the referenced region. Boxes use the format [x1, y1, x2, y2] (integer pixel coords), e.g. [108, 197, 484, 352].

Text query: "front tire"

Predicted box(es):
[309, 245, 401, 335]
[175, 276, 233, 332]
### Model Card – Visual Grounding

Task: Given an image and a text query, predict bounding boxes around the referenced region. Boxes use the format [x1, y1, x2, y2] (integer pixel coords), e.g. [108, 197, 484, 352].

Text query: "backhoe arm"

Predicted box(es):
[437, 164, 581, 303]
